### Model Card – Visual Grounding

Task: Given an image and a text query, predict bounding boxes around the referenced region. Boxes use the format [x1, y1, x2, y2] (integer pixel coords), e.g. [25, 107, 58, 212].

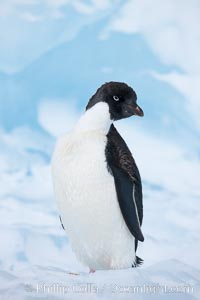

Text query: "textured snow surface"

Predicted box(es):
[0, 126, 199, 300]
[1, 1, 200, 298]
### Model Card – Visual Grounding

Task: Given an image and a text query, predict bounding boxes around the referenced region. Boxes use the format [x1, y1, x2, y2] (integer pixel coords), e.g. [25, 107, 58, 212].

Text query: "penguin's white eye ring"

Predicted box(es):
[113, 95, 120, 101]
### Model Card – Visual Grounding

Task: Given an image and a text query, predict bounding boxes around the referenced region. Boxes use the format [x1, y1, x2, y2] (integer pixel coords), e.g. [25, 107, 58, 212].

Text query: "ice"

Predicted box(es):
[0, 124, 199, 300]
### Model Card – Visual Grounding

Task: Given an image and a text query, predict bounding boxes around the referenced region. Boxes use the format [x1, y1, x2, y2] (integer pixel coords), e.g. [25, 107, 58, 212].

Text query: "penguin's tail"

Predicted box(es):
[132, 256, 144, 268]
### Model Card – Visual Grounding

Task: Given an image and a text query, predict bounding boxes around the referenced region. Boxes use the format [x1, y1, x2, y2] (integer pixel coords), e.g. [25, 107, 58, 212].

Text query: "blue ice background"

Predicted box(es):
[0, 1, 200, 299]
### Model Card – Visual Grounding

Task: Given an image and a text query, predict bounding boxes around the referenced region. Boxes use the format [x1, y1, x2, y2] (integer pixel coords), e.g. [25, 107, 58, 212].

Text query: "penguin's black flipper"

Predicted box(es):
[59, 215, 65, 230]
[110, 165, 144, 242]
[106, 124, 144, 242]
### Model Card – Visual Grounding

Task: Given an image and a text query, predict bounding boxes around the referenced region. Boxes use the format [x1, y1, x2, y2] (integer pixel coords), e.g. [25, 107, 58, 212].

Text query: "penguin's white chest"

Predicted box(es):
[52, 131, 135, 270]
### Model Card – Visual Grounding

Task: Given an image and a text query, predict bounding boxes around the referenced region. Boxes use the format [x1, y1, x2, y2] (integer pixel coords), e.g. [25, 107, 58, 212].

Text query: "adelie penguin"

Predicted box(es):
[52, 82, 144, 273]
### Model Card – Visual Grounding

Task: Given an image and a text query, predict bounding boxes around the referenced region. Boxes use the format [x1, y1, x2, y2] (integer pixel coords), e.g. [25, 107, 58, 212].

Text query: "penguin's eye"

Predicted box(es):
[113, 95, 120, 101]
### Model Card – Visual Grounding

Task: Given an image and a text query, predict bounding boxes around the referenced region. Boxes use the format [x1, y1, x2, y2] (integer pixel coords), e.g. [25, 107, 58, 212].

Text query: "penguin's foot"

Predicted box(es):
[89, 268, 96, 274]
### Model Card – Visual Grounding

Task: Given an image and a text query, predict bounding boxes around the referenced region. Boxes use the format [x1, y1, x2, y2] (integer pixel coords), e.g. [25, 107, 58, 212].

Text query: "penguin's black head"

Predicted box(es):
[86, 82, 144, 121]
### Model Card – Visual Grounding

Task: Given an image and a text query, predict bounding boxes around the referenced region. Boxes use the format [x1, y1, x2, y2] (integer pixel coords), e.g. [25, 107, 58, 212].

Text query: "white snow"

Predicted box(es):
[0, 122, 199, 299]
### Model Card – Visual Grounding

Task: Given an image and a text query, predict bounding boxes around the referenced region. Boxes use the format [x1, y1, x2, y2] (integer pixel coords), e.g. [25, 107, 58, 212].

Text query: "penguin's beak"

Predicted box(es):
[133, 104, 144, 117]
[126, 103, 144, 117]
